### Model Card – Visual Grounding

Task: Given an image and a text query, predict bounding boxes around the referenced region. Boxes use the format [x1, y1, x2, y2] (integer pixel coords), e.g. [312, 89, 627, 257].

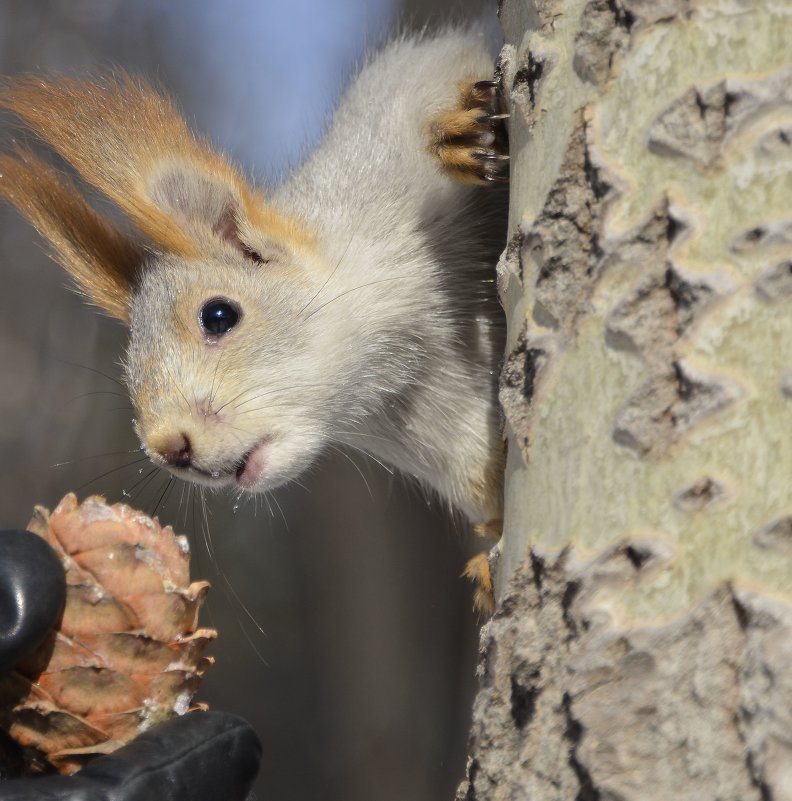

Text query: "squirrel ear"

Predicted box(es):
[148, 168, 283, 264]
[0, 74, 309, 261]
[147, 165, 248, 249]
[0, 148, 139, 321]
[148, 166, 238, 230]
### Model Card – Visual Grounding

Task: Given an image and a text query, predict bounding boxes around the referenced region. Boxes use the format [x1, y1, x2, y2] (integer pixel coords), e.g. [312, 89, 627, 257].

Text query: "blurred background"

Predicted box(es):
[0, 1, 496, 799]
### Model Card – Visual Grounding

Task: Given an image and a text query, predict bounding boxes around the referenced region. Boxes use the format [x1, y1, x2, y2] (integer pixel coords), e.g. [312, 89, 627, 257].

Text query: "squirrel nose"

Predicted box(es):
[156, 433, 193, 468]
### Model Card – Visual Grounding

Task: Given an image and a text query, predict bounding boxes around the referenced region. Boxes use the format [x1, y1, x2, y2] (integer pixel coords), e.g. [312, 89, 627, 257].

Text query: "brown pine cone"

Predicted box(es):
[0, 493, 216, 775]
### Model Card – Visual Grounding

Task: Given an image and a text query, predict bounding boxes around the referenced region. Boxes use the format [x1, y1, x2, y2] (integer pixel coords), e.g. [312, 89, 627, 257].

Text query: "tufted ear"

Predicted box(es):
[0, 74, 308, 262]
[0, 147, 140, 321]
[145, 162, 273, 263]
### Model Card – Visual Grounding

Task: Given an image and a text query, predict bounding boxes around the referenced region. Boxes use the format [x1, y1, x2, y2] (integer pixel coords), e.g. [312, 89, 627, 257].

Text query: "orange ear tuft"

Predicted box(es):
[0, 73, 312, 258]
[0, 147, 140, 320]
[0, 73, 208, 256]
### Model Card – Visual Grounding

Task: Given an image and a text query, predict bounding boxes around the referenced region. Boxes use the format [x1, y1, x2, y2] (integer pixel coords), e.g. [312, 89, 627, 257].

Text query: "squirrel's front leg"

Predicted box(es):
[426, 77, 509, 614]
[427, 78, 509, 185]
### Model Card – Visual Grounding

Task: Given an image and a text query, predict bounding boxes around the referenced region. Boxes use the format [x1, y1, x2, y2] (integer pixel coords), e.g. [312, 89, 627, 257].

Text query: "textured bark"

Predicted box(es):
[459, 2, 792, 798]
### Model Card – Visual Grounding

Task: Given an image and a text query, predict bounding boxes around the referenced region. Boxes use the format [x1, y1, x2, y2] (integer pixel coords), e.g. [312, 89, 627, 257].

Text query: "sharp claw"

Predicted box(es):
[473, 151, 510, 161]
[477, 113, 511, 126]
[473, 79, 499, 90]
[483, 174, 510, 184]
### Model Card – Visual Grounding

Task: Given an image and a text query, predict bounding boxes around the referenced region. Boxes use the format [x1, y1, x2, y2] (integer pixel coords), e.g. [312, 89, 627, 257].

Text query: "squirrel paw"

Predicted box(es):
[427, 79, 509, 185]
[463, 551, 496, 616]
[464, 518, 502, 615]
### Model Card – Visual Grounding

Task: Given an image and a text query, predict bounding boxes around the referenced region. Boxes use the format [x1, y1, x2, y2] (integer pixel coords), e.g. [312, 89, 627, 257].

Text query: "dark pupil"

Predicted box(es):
[201, 300, 239, 335]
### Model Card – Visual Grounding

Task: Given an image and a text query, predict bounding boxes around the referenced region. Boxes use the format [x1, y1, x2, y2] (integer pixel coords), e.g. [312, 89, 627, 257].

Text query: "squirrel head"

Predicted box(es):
[0, 75, 356, 492]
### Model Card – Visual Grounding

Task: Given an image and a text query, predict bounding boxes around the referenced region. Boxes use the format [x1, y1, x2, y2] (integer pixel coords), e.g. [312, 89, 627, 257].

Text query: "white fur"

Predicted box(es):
[126, 25, 505, 522]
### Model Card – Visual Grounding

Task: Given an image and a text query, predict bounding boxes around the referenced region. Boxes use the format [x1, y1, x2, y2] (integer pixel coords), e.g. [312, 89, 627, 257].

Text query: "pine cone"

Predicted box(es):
[0, 493, 216, 775]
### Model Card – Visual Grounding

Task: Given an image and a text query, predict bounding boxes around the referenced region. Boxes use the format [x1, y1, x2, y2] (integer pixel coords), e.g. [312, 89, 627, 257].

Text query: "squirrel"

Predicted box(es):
[0, 24, 508, 611]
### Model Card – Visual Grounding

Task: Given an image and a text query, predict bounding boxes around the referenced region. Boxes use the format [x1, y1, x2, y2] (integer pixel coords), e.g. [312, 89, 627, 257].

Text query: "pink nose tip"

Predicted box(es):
[157, 433, 192, 468]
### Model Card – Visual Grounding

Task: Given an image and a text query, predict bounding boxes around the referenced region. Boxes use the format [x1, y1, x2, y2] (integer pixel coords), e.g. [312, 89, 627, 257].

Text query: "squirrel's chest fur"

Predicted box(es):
[271, 26, 507, 520]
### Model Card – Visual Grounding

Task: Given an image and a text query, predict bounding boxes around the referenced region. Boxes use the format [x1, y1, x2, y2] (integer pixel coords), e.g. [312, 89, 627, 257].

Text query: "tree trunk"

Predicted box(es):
[458, 2, 792, 798]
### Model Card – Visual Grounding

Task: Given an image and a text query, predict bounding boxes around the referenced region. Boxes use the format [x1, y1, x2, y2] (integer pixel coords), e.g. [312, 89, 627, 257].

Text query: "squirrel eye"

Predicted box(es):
[200, 298, 241, 336]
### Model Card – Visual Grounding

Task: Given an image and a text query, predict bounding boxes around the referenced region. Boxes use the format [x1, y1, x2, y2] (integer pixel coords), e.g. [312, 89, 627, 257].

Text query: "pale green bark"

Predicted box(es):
[500, 0, 792, 620]
[458, 2, 792, 798]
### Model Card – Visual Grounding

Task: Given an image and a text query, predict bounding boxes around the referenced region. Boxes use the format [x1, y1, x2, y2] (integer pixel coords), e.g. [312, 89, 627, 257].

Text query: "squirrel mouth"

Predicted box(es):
[234, 437, 271, 488]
